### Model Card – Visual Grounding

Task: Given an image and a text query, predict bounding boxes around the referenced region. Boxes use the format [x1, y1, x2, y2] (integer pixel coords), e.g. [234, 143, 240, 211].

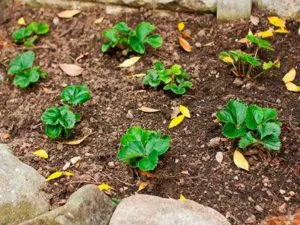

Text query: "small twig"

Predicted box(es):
[65, 180, 98, 185]
[17, 45, 56, 51]
[59, 21, 78, 38]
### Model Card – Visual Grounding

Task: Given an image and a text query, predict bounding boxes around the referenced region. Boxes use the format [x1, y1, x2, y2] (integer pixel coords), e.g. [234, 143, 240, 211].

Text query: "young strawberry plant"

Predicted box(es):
[117, 126, 171, 171]
[41, 85, 91, 139]
[12, 21, 49, 46]
[101, 22, 163, 54]
[7, 51, 46, 88]
[143, 61, 192, 95]
[219, 34, 279, 79]
[216, 99, 281, 151]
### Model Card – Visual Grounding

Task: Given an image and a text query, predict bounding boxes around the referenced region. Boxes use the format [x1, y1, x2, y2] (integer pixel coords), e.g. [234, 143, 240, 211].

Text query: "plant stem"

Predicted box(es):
[246, 47, 259, 77]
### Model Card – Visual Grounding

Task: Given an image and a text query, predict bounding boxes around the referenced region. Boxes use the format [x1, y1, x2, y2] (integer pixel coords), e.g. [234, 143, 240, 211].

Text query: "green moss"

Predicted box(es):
[0, 201, 39, 224]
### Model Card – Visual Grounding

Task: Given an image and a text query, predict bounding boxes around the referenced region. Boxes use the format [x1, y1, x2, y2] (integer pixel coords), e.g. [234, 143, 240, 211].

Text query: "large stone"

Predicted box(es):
[0, 144, 50, 225]
[20, 184, 115, 225]
[217, 0, 252, 21]
[254, 0, 300, 19]
[109, 194, 231, 225]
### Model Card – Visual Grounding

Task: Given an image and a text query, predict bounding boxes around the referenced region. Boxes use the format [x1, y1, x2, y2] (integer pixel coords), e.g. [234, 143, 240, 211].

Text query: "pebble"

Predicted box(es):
[108, 161, 115, 168]
[278, 203, 287, 214]
[207, 137, 221, 147]
[197, 29, 206, 37]
[215, 151, 223, 164]
[245, 214, 256, 224]
[255, 205, 264, 212]
[126, 110, 134, 119]
[52, 17, 59, 26]
[195, 42, 201, 48]
[233, 78, 243, 86]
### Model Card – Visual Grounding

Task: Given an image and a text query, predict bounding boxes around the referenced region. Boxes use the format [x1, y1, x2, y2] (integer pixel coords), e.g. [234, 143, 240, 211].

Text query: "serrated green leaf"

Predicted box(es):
[258, 122, 281, 139]
[227, 100, 247, 125]
[145, 34, 163, 48]
[137, 150, 159, 171]
[45, 124, 62, 139]
[135, 22, 155, 41]
[12, 27, 32, 42]
[129, 36, 145, 54]
[246, 35, 274, 51]
[13, 73, 30, 88]
[238, 132, 257, 149]
[261, 135, 281, 151]
[223, 123, 247, 139]
[263, 108, 277, 122]
[118, 126, 170, 171]
[246, 105, 264, 130]
[8, 51, 35, 75]
[114, 22, 130, 33]
[60, 85, 91, 106]
[216, 109, 235, 124]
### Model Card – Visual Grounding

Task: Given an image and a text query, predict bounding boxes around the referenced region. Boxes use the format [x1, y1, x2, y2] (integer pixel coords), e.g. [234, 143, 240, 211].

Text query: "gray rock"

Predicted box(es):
[254, 0, 300, 19]
[0, 144, 50, 225]
[20, 184, 115, 225]
[217, 0, 252, 21]
[109, 194, 230, 225]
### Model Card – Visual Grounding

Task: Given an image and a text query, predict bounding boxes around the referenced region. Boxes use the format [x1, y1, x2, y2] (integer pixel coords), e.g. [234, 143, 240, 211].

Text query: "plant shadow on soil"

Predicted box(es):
[0, 5, 299, 224]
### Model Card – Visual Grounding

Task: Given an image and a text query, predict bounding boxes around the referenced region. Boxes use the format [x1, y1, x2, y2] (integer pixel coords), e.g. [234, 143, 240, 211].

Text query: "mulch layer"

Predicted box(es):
[0, 4, 299, 224]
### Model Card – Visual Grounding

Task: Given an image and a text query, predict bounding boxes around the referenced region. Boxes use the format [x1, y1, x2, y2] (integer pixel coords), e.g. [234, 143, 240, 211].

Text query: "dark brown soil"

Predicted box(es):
[0, 4, 299, 224]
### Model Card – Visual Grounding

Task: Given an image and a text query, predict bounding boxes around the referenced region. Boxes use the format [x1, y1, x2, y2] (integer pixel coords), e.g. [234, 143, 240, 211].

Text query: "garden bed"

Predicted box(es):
[0, 4, 299, 224]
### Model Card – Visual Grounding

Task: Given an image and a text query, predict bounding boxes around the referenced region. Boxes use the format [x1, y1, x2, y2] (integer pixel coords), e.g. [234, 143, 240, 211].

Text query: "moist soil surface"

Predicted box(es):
[0, 4, 299, 224]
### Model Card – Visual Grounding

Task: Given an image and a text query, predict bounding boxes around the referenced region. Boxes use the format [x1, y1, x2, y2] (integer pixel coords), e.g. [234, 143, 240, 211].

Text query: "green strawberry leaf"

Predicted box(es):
[12, 27, 32, 42]
[13, 73, 30, 88]
[60, 85, 91, 106]
[135, 22, 155, 41]
[222, 123, 247, 139]
[8, 51, 35, 75]
[129, 36, 145, 54]
[246, 35, 274, 51]
[238, 132, 257, 149]
[114, 22, 130, 33]
[145, 34, 163, 48]
[261, 135, 281, 151]
[45, 124, 62, 139]
[137, 150, 159, 171]
[246, 104, 264, 130]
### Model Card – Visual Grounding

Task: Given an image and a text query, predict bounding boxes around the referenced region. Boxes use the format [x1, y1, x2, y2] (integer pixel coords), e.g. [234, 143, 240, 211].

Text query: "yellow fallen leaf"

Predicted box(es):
[178, 22, 185, 31]
[169, 115, 185, 129]
[17, 17, 26, 26]
[282, 68, 296, 83]
[178, 37, 192, 52]
[63, 171, 74, 176]
[285, 82, 300, 92]
[57, 10, 81, 18]
[274, 27, 289, 34]
[33, 149, 48, 159]
[233, 150, 249, 171]
[268, 16, 285, 28]
[94, 17, 104, 24]
[137, 180, 149, 192]
[118, 56, 141, 68]
[256, 29, 273, 38]
[180, 194, 187, 201]
[179, 105, 191, 118]
[63, 134, 90, 145]
[138, 106, 160, 113]
[46, 171, 73, 181]
[98, 183, 113, 191]
[221, 56, 234, 64]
